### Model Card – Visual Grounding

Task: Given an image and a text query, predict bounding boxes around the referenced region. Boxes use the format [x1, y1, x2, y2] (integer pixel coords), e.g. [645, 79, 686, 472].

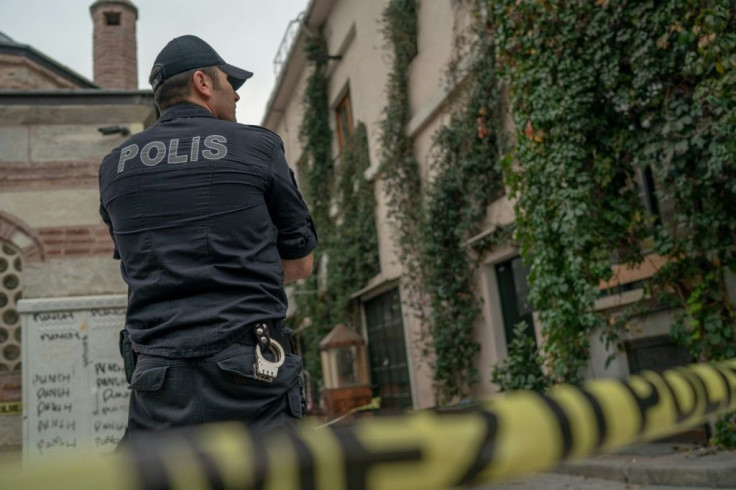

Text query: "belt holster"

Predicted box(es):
[119, 329, 137, 383]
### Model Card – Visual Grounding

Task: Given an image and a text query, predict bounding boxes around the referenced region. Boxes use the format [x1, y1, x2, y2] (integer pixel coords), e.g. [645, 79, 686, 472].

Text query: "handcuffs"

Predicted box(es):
[253, 323, 286, 383]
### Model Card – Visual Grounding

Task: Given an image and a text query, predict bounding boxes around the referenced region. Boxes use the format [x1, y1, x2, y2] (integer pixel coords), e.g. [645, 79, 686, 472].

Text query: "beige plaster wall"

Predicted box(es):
[272, 63, 311, 172]
[408, 0, 459, 119]
[29, 124, 126, 162]
[267, 0, 491, 408]
[0, 126, 27, 163]
[24, 256, 126, 298]
[321, 0, 402, 279]
[0, 190, 102, 228]
[273, 0, 691, 409]
[324, 0, 388, 161]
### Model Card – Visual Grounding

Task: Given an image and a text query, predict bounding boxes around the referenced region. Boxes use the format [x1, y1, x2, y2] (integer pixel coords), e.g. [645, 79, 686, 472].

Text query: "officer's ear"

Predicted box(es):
[191, 70, 215, 99]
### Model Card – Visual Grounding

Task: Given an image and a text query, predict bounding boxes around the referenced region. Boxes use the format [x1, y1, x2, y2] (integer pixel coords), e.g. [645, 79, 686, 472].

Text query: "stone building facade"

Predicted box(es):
[0, 0, 154, 450]
[263, 0, 690, 411]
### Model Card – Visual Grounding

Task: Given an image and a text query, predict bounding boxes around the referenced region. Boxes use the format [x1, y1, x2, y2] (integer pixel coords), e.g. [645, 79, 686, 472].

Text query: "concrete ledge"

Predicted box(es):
[556, 446, 736, 488]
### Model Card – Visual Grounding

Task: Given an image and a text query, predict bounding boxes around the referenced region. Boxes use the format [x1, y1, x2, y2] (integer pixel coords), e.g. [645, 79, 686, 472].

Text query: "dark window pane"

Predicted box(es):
[496, 256, 536, 349]
[364, 288, 412, 410]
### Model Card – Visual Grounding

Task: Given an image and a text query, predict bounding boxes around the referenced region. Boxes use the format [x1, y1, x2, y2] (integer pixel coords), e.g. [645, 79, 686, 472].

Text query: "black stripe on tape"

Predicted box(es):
[575, 387, 607, 448]
[285, 428, 317, 490]
[538, 394, 573, 459]
[127, 435, 173, 490]
[184, 430, 226, 490]
[675, 367, 722, 416]
[251, 429, 267, 490]
[714, 364, 734, 409]
[330, 424, 423, 490]
[658, 371, 698, 424]
[455, 410, 498, 486]
[621, 378, 660, 435]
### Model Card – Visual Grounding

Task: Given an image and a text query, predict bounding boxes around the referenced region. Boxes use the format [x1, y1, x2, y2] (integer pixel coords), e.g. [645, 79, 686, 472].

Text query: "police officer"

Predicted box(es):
[98, 35, 317, 436]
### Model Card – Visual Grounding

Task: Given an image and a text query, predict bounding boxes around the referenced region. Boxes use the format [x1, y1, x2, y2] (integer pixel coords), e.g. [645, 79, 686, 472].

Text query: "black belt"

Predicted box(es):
[238, 321, 294, 355]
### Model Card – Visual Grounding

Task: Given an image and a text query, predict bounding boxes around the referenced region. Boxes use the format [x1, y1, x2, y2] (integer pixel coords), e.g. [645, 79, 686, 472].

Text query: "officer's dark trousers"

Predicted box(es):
[125, 342, 304, 434]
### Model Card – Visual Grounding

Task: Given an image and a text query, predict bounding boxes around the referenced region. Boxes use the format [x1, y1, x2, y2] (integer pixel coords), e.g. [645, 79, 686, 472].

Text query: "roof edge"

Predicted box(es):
[0, 44, 98, 89]
[89, 0, 139, 19]
[0, 89, 154, 106]
[261, 0, 337, 129]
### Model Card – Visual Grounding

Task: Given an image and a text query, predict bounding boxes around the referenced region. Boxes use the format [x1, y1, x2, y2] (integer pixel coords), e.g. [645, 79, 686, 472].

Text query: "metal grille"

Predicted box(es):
[273, 11, 305, 77]
[0, 241, 22, 373]
[364, 288, 412, 411]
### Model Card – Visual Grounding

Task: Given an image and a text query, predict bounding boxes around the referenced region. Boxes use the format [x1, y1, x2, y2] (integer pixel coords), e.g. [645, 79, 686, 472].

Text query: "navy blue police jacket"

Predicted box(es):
[98, 103, 317, 358]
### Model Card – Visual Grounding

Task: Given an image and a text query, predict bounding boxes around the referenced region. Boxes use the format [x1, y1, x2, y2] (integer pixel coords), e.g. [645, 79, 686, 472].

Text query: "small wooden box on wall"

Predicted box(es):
[320, 324, 372, 418]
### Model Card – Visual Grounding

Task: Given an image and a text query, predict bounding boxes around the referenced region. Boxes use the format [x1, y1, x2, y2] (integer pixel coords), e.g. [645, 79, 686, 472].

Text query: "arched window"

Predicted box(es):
[0, 240, 22, 373]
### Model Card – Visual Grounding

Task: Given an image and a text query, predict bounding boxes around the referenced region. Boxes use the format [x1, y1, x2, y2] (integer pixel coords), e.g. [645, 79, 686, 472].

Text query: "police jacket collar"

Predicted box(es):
[159, 102, 216, 123]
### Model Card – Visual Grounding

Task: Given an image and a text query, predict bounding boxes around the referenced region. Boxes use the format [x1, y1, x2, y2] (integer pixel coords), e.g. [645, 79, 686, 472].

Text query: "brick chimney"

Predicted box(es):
[90, 0, 138, 89]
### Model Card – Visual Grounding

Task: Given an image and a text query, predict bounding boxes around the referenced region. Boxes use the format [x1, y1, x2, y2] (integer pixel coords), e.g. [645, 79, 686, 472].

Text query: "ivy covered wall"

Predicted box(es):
[492, 0, 736, 445]
[375, 0, 735, 415]
[279, 1, 735, 445]
[293, 35, 380, 393]
[493, 0, 736, 373]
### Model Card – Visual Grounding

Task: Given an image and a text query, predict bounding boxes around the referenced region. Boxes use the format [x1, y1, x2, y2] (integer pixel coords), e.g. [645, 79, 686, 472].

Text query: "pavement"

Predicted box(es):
[475, 443, 736, 489]
[2, 440, 735, 489]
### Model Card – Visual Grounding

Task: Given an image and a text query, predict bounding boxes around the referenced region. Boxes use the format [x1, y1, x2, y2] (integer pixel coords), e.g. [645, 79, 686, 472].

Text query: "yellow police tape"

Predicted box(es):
[0, 401, 22, 416]
[2, 359, 735, 490]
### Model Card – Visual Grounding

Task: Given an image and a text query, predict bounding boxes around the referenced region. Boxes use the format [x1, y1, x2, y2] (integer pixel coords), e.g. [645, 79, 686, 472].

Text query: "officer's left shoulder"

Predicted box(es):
[227, 124, 285, 158]
[237, 124, 284, 144]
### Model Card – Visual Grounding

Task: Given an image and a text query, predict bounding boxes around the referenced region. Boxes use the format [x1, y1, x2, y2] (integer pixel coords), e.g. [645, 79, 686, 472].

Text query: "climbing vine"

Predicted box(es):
[493, 0, 652, 385]
[421, 2, 505, 402]
[377, 0, 427, 328]
[330, 123, 381, 320]
[295, 4, 735, 442]
[299, 36, 333, 239]
[640, 3, 736, 364]
[294, 35, 334, 385]
[294, 35, 380, 395]
[493, 0, 736, 442]
[378, 0, 421, 225]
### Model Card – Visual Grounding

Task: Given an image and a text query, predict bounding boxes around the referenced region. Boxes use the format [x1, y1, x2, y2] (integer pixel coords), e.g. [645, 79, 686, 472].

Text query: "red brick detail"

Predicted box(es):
[0, 211, 44, 263]
[94, 227, 112, 238]
[0, 374, 21, 403]
[36, 224, 115, 259]
[91, 246, 115, 256]
[65, 228, 92, 236]
[65, 248, 93, 256]
[0, 161, 99, 191]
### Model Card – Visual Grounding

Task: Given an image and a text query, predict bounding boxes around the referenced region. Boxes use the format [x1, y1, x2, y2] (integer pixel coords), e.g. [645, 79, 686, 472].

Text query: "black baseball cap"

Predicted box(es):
[150, 35, 253, 92]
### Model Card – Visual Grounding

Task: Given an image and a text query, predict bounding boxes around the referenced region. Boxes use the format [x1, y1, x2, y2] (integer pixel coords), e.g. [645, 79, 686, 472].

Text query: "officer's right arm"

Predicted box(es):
[266, 137, 318, 269]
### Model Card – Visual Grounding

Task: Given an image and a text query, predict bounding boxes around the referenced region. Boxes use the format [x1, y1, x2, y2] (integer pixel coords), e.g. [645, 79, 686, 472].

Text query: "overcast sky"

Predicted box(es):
[0, 0, 310, 124]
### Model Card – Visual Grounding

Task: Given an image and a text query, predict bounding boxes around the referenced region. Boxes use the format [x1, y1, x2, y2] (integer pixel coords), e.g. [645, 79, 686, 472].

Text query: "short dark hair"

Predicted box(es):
[149, 65, 221, 111]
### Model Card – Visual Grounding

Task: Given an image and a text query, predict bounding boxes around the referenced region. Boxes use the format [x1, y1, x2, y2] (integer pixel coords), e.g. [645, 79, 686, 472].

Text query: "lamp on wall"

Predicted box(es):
[320, 324, 372, 418]
[97, 125, 130, 136]
[306, 53, 342, 63]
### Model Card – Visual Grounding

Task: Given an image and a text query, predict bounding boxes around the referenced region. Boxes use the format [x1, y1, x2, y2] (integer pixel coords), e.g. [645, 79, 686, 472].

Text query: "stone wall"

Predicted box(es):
[0, 103, 150, 292]
[0, 54, 81, 90]
[0, 98, 153, 450]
